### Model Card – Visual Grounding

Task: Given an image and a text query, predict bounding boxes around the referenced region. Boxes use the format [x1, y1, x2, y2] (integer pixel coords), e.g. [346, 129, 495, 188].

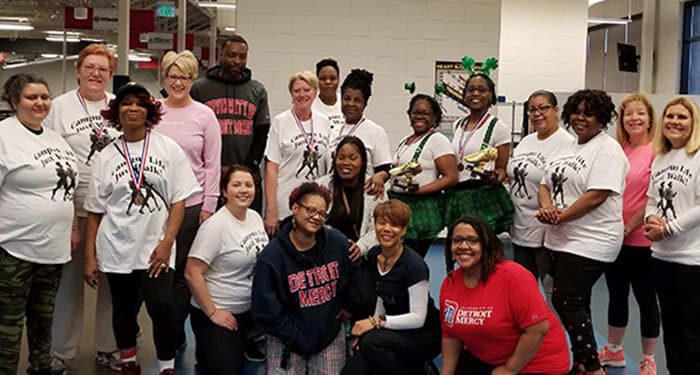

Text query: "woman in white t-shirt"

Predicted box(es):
[0, 74, 77, 375]
[185, 165, 268, 374]
[264, 71, 331, 236]
[331, 69, 392, 195]
[537, 89, 628, 375]
[382, 94, 458, 257]
[43, 43, 120, 371]
[507, 90, 573, 295]
[444, 70, 513, 249]
[156, 49, 222, 352]
[312, 58, 344, 131]
[84, 82, 201, 375]
[643, 96, 700, 374]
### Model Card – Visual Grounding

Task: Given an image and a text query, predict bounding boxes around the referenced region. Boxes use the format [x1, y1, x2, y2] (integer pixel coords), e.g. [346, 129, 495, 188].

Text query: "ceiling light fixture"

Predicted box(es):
[0, 18, 34, 31]
[46, 35, 81, 43]
[587, 17, 632, 25]
[197, 1, 237, 9]
[223, 27, 236, 32]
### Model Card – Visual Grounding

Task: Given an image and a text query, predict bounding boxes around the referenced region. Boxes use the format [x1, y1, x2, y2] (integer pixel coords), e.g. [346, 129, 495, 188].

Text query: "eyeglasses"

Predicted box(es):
[527, 104, 553, 115]
[465, 86, 490, 94]
[298, 203, 328, 220]
[451, 236, 480, 246]
[81, 64, 110, 75]
[165, 75, 192, 83]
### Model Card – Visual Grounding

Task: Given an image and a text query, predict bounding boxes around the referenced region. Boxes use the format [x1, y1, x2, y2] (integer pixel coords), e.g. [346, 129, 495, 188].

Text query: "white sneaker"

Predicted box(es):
[95, 351, 122, 372]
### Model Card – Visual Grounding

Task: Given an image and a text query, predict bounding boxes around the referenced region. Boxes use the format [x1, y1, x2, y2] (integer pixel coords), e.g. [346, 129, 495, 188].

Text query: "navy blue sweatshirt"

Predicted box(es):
[251, 217, 358, 358]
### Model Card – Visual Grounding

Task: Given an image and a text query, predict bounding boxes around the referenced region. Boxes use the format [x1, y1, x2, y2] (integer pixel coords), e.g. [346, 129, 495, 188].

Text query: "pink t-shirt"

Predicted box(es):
[440, 261, 570, 374]
[622, 143, 654, 246]
[157, 100, 222, 213]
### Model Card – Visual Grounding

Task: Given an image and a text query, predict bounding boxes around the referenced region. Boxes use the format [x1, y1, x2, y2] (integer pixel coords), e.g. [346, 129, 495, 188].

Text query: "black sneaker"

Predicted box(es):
[243, 336, 266, 362]
[423, 360, 439, 375]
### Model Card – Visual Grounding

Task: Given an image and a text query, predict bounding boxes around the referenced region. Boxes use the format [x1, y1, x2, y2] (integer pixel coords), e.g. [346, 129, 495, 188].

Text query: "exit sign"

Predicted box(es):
[157, 3, 176, 18]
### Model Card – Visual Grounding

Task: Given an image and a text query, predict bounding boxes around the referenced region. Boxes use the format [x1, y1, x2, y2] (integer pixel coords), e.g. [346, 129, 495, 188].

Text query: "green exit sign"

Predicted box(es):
[157, 3, 176, 18]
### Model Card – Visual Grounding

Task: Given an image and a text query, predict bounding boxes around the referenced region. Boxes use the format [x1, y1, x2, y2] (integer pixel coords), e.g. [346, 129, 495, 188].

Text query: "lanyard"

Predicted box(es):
[458, 112, 491, 159]
[76, 90, 108, 137]
[120, 131, 151, 193]
[394, 130, 434, 165]
[292, 110, 315, 151]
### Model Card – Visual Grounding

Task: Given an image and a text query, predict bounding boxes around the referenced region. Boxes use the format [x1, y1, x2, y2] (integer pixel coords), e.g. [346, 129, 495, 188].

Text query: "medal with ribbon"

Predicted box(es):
[120, 131, 151, 206]
[332, 117, 365, 157]
[77, 90, 112, 163]
[457, 112, 491, 171]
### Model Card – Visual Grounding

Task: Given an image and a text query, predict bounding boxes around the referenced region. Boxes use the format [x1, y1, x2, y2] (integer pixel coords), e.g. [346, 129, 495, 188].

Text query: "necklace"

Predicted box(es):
[378, 245, 403, 272]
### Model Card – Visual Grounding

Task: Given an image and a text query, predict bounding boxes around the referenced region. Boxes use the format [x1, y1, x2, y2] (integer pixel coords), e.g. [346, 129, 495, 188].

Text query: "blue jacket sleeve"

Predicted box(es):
[251, 260, 312, 355]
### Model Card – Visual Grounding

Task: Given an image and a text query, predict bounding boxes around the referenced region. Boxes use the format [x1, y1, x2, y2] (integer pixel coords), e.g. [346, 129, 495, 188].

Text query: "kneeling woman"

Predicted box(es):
[84, 83, 201, 375]
[185, 165, 269, 374]
[342, 199, 441, 375]
[252, 182, 358, 375]
[440, 216, 570, 375]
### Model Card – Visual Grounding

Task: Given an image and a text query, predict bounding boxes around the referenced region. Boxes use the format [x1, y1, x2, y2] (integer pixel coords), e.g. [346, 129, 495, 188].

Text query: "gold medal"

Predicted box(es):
[134, 191, 146, 206]
[457, 163, 464, 171]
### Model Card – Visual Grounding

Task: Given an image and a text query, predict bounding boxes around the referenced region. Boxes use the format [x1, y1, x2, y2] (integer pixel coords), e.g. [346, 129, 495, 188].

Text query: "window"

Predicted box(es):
[681, 1, 700, 94]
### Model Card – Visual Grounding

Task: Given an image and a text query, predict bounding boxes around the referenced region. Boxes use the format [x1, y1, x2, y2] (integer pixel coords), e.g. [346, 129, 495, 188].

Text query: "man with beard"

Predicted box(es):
[191, 35, 270, 213]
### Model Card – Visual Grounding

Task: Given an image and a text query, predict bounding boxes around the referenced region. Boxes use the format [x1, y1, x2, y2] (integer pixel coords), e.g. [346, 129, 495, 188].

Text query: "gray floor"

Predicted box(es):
[17, 239, 667, 374]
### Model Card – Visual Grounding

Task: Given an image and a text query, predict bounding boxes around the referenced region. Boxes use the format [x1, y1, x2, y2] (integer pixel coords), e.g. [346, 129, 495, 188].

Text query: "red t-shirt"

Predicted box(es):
[440, 260, 570, 374]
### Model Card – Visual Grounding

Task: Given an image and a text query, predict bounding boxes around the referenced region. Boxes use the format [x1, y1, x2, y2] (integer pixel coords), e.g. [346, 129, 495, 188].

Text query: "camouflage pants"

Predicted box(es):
[0, 248, 63, 375]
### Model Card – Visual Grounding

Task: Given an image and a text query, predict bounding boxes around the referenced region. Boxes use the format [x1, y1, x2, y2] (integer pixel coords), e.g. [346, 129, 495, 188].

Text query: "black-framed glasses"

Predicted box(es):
[527, 104, 553, 115]
[451, 236, 480, 246]
[298, 203, 328, 220]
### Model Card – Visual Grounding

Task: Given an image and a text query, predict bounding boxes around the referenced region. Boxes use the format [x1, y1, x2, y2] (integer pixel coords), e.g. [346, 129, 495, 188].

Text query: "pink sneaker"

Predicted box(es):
[639, 357, 657, 375]
[598, 344, 626, 367]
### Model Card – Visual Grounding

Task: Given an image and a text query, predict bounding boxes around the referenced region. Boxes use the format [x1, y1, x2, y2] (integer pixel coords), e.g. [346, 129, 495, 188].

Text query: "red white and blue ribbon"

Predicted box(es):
[292, 110, 315, 151]
[76, 89, 108, 137]
[120, 131, 151, 193]
[458, 112, 491, 160]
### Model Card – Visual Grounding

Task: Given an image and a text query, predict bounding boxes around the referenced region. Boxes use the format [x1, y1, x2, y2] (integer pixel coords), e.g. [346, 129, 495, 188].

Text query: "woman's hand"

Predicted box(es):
[348, 240, 362, 261]
[351, 318, 376, 337]
[199, 210, 213, 224]
[84, 256, 99, 289]
[491, 365, 517, 375]
[364, 173, 387, 198]
[264, 213, 278, 237]
[535, 206, 561, 224]
[148, 240, 172, 278]
[71, 227, 81, 253]
[209, 309, 238, 331]
[643, 215, 668, 241]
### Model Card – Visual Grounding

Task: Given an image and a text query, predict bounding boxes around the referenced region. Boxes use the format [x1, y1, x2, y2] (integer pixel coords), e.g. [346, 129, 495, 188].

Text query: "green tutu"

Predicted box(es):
[444, 184, 514, 233]
[388, 191, 445, 240]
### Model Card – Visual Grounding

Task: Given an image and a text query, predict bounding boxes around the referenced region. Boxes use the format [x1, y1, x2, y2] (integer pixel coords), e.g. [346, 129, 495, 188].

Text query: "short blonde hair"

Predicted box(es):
[616, 92, 656, 146]
[288, 71, 318, 93]
[161, 50, 198, 79]
[654, 96, 700, 155]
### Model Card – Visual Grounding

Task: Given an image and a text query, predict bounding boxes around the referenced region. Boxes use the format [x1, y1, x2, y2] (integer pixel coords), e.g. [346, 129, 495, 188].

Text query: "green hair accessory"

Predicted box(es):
[434, 83, 446, 96]
[461, 56, 498, 77]
[404, 82, 416, 94]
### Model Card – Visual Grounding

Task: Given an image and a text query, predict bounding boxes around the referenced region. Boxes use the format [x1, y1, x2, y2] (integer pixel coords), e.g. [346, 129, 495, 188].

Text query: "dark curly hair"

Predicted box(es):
[2, 74, 49, 110]
[463, 73, 497, 106]
[407, 94, 443, 126]
[315, 58, 339, 77]
[341, 69, 373, 103]
[288, 182, 332, 210]
[561, 89, 616, 129]
[101, 92, 163, 131]
[444, 215, 506, 283]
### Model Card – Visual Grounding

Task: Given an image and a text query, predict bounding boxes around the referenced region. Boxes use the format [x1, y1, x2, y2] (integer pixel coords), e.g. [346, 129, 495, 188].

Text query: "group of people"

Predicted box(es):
[0, 32, 699, 375]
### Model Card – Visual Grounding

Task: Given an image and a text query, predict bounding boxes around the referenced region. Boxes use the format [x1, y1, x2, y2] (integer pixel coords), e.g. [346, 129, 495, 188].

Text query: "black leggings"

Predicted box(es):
[106, 270, 176, 360]
[655, 258, 700, 374]
[604, 245, 660, 338]
[173, 203, 202, 346]
[550, 251, 608, 372]
[455, 349, 554, 375]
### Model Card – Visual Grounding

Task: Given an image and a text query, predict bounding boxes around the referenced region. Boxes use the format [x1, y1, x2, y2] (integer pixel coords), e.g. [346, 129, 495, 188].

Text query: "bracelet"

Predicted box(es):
[207, 308, 217, 318]
[368, 316, 379, 329]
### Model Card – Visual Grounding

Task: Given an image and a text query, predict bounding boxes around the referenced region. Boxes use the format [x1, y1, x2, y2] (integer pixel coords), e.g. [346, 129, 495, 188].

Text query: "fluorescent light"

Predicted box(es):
[589, 0, 606, 6]
[224, 27, 236, 32]
[198, 1, 237, 9]
[46, 36, 81, 43]
[587, 17, 631, 25]
[40, 53, 63, 58]
[80, 37, 105, 42]
[0, 21, 33, 31]
[128, 54, 151, 62]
